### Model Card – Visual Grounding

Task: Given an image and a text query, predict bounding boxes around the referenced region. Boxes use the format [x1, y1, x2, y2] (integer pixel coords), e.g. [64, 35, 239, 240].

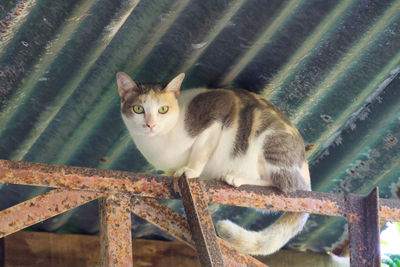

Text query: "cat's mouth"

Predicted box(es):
[146, 130, 157, 136]
[142, 126, 158, 136]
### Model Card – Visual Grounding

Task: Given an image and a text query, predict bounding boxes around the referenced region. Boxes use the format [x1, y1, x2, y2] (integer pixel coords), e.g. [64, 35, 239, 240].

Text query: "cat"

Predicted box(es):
[116, 72, 311, 255]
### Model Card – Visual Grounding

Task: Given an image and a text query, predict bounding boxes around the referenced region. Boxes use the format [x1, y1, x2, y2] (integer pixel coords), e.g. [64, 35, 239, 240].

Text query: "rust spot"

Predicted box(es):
[0, 30, 7, 34]
[321, 114, 332, 122]
[305, 144, 315, 152]
[21, 41, 29, 47]
[1, 20, 10, 27]
[100, 157, 108, 163]
[331, 239, 350, 256]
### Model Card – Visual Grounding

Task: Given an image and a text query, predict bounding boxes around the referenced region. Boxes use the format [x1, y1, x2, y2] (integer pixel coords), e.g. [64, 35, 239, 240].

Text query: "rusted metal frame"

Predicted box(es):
[131, 196, 195, 248]
[178, 175, 225, 266]
[0, 188, 103, 238]
[345, 187, 381, 267]
[0, 159, 179, 199]
[99, 193, 133, 267]
[0, 159, 397, 265]
[130, 196, 267, 267]
[206, 182, 346, 216]
[1, 159, 399, 221]
[0, 237, 4, 267]
[206, 182, 400, 223]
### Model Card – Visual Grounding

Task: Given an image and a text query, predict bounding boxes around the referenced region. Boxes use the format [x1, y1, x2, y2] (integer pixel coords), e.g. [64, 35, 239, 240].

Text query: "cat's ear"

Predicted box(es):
[116, 72, 139, 101]
[165, 73, 185, 97]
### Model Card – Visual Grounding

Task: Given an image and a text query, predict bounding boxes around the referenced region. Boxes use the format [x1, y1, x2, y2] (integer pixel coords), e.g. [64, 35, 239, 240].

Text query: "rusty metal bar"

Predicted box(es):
[0, 238, 4, 266]
[206, 182, 346, 216]
[131, 197, 267, 266]
[99, 194, 133, 267]
[178, 175, 225, 267]
[0, 188, 103, 238]
[379, 198, 400, 222]
[131, 196, 195, 248]
[345, 188, 381, 267]
[1, 159, 399, 221]
[0, 159, 178, 199]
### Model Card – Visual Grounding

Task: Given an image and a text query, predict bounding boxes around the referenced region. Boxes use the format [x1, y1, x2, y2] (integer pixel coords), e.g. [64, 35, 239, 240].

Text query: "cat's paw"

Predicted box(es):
[173, 167, 198, 178]
[223, 174, 245, 187]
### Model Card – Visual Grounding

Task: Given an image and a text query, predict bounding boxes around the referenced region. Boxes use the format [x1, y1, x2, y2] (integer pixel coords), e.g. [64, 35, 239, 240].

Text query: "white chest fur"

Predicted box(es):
[130, 127, 194, 171]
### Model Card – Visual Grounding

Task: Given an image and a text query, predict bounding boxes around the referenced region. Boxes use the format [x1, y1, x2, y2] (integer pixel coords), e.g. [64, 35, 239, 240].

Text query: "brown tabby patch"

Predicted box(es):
[185, 89, 237, 137]
[185, 88, 305, 162]
[263, 131, 305, 167]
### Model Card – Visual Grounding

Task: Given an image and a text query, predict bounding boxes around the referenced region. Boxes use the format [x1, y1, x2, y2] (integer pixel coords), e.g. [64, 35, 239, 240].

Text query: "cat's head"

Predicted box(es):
[116, 72, 185, 137]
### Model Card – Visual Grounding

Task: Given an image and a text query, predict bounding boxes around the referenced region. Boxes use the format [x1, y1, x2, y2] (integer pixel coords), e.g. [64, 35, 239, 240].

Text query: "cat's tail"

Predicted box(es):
[216, 211, 308, 255]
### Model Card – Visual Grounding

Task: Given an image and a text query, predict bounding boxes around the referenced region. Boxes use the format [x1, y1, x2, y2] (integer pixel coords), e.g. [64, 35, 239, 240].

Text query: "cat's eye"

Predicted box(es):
[158, 105, 169, 114]
[132, 105, 144, 114]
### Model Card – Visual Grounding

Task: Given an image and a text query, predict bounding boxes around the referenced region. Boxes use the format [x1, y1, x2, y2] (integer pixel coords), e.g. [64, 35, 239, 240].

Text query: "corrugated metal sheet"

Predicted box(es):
[1, 0, 400, 253]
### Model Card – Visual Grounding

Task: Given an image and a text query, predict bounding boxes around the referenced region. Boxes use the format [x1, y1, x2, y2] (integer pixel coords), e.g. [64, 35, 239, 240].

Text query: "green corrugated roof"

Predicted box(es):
[1, 0, 400, 253]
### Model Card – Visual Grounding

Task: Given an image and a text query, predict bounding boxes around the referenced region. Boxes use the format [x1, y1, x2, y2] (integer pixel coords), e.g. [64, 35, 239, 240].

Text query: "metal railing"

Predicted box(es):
[0, 159, 399, 266]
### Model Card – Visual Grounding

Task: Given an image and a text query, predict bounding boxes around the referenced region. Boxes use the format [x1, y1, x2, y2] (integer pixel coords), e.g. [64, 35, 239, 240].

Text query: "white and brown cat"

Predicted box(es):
[116, 72, 311, 255]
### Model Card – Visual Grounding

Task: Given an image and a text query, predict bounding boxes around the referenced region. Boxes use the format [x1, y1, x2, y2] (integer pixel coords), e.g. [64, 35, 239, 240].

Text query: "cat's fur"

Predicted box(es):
[117, 72, 311, 255]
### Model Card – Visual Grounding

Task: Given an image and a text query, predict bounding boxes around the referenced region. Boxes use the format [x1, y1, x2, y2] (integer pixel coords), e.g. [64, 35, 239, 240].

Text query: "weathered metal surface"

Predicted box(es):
[218, 240, 268, 267]
[131, 196, 195, 248]
[345, 188, 380, 267]
[380, 199, 400, 222]
[178, 175, 224, 267]
[0, 159, 178, 199]
[205, 181, 345, 217]
[131, 196, 267, 267]
[0, 234, 5, 266]
[1, 159, 400, 223]
[0, 188, 102, 238]
[99, 194, 133, 267]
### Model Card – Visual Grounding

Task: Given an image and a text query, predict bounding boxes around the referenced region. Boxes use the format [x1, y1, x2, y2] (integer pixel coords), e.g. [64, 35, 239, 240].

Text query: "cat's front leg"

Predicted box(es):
[173, 166, 199, 178]
[173, 123, 221, 179]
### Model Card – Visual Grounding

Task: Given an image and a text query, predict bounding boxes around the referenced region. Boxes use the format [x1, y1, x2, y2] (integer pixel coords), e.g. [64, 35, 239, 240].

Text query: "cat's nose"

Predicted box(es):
[146, 122, 156, 130]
